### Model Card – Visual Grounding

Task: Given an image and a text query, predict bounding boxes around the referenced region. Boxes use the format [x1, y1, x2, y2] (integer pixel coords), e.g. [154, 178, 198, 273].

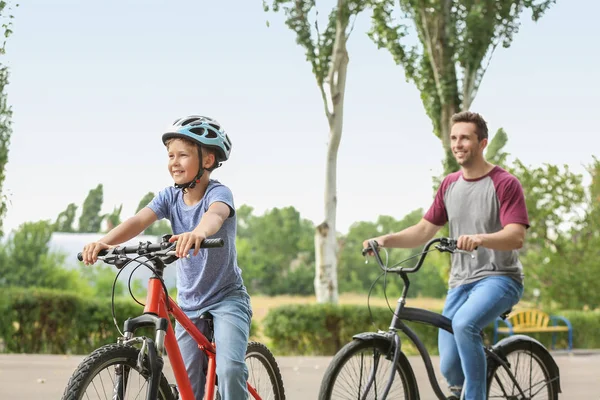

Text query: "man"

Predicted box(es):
[363, 111, 529, 399]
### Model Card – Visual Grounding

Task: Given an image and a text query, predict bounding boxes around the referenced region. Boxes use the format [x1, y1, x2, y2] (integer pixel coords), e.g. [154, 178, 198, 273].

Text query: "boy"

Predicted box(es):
[81, 115, 252, 400]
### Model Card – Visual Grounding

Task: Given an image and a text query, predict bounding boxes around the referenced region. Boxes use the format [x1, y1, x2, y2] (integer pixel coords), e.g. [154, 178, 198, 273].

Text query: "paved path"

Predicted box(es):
[0, 351, 597, 399]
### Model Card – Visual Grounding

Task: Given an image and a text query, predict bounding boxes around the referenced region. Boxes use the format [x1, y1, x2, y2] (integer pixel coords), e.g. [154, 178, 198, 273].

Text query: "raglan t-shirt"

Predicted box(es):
[147, 180, 244, 311]
[424, 166, 529, 288]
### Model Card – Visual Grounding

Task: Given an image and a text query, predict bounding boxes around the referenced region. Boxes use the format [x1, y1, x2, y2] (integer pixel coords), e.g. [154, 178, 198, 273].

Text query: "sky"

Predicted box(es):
[2, 0, 599, 237]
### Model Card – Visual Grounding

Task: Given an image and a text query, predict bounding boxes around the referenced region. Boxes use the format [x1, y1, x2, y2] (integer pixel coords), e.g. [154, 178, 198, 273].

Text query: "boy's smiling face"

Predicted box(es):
[167, 138, 200, 185]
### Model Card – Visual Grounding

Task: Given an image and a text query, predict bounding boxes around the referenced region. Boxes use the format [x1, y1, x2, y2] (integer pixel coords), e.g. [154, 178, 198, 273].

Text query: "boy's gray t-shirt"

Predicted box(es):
[147, 180, 244, 311]
[424, 166, 530, 288]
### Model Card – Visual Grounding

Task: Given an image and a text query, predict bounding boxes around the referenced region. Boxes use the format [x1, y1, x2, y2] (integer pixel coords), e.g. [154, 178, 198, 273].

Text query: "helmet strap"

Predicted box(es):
[173, 145, 205, 193]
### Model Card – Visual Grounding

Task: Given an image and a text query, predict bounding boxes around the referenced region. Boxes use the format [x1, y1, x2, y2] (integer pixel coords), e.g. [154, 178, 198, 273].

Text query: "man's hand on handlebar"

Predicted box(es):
[362, 238, 383, 256]
[456, 234, 482, 252]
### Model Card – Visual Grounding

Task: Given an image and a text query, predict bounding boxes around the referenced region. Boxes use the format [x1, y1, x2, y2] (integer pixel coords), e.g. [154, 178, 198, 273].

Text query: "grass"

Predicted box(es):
[249, 293, 446, 324]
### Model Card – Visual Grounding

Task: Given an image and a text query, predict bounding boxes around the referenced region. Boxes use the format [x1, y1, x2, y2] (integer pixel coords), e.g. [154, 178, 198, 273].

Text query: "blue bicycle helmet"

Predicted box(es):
[162, 115, 232, 191]
[162, 115, 232, 162]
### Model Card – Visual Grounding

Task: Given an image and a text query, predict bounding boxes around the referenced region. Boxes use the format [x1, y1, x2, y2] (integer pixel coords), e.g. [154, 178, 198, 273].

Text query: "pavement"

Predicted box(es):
[0, 350, 598, 399]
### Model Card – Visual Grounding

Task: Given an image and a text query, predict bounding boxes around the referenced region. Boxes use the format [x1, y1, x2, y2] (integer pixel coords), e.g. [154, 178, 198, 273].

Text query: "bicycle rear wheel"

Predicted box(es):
[245, 341, 286, 400]
[318, 337, 418, 400]
[62, 343, 175, 400]
[487, 340, 559, 399]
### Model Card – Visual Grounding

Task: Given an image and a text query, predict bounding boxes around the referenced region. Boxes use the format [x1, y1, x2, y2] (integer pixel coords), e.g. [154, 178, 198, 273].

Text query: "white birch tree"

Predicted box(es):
[264, 0, 368, 303]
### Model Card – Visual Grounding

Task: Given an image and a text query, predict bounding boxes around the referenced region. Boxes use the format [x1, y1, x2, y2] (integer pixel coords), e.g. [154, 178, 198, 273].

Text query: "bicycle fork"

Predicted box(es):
[114, 314, 170, 400]
[360, 334, 402, 400]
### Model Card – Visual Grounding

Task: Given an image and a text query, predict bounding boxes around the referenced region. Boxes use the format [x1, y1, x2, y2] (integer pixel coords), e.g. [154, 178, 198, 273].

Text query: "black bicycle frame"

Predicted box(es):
[391, 306, 529, 400]
[373, 238, 529, 400]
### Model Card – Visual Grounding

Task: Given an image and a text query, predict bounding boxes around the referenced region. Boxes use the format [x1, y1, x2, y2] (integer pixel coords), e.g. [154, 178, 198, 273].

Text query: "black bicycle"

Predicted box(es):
[318, 237, 561, 400]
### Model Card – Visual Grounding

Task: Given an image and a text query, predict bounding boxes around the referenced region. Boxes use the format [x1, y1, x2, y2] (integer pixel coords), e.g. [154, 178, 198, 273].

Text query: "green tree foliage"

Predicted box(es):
[507, 160, 587, 306]
[369, 0, 555, 174]
[135, 192, 154, 213]
[79, 264, 125, 298]
[54, 203, 78, 233]
[136, 191, 171, 236]
[237, 205, 315, 295]
[485, 128, 509, 165]
[512, 158, 600, 310]
[0, 220, 88, 292]
[104, 204, 123, 232]
[339, 210, 447, 297]
[78, 184, 104, 233]
[0, 1, 16, 237]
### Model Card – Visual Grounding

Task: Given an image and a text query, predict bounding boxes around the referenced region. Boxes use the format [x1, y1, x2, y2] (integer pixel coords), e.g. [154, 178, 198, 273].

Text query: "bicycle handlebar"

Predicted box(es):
[362, 237, 475, 274]
[77, 238, 225, 262]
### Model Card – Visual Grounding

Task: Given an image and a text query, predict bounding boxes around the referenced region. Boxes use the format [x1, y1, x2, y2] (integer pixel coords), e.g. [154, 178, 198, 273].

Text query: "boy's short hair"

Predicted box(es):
[451, 111, 489, 141]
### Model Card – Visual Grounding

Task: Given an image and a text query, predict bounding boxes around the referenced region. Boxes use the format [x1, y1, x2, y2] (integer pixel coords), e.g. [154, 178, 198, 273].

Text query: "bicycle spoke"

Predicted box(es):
[488, 349, 553, 399]
[328, 346, 409, 399]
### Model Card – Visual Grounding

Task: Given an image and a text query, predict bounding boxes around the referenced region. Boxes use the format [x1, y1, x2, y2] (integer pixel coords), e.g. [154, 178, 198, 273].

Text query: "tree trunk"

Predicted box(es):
[314, 3, 349, 304]
[440, 102, 459, 174]
[418, 0, 461, 175]
[314, 114, 343, 303]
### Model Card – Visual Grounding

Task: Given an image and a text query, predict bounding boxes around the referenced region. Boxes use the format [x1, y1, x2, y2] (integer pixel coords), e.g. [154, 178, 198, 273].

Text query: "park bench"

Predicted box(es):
[493, 308, 573, 351]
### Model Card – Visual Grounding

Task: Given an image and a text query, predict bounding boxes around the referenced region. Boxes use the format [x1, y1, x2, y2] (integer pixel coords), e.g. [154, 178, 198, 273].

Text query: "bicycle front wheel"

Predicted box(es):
[62, 343, 175, 400]
[245, 341, 286, 400]
[487, 339, 559, 400]
[318, 338, 418, 400]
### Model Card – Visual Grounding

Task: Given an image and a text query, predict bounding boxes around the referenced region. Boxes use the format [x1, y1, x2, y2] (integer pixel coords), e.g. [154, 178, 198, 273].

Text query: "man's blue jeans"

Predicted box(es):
[175, 288, 253, 400]
[438, 276, 523, 399]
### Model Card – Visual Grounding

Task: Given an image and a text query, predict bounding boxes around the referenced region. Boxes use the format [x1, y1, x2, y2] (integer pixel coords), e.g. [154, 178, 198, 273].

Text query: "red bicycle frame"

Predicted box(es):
[143, 277, 260, 400]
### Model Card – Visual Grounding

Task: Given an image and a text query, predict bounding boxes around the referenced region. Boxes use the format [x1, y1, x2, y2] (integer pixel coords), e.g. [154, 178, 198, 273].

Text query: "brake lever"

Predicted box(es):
[97, 253, 130, 269]
[437, 244, 476, 259]
[454, 249, 476, 259]
[362, 240, 380, 264]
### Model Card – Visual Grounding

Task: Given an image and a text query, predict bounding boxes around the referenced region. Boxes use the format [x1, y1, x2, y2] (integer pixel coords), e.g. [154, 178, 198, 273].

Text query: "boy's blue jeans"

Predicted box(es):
[175, 288, 253, 400]
[438, 275, 523, 400]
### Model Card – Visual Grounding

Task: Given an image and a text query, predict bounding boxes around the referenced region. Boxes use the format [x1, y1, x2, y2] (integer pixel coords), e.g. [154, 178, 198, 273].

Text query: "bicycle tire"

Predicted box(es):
[245, 341, 286, 400]
[61, 343, 175, 400]
[318, 337, 419, 400]
[487, 339, 559, 399]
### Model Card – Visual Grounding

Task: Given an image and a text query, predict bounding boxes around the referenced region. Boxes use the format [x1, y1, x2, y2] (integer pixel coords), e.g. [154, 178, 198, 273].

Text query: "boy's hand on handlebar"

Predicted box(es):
[457, 234, 482, 252]
[81, 242, 113, 266]
[169, 231, 206, 258]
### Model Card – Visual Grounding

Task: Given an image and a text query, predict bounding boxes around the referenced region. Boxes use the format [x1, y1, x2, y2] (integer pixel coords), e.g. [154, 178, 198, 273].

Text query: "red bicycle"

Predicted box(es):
[62, 235, 285, 400]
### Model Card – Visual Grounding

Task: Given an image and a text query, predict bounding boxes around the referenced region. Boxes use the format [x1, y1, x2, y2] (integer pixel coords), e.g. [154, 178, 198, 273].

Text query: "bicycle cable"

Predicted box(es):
[366, 247, 392, 328]
[109, 254, 172, 337]
[127, 262, 147, 307]
[368, 247, 440, 324]
[366, 271, 387, 328]
[110, 257, 135, 337]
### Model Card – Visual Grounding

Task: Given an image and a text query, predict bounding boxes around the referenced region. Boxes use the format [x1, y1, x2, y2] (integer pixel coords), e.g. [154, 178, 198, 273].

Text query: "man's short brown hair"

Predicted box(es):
[451, 111, 488, 141]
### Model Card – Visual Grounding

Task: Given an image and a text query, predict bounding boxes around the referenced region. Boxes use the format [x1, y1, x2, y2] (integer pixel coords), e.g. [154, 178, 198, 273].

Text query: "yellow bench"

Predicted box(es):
[493, 309, 573, 350]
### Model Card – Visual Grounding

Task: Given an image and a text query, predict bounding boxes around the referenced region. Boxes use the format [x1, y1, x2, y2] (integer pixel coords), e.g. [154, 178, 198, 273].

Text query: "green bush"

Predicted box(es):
[262, 303, 443, 356]
[0, 287, 145, 354]
[263, 304, 600, 356]
[0, 287, 260, 355]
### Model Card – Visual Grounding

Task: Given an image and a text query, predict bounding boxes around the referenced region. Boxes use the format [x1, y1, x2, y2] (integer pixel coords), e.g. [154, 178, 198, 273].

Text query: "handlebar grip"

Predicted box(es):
[77, 249, 109, 261]
[202, 238, 225, 248]
[361, 240, 378, 256]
